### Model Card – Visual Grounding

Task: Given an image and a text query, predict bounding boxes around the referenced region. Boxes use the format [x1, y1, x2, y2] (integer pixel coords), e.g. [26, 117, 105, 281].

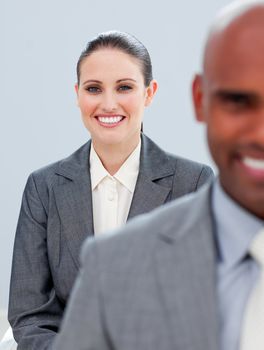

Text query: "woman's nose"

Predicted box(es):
[101, 92, 118, 112]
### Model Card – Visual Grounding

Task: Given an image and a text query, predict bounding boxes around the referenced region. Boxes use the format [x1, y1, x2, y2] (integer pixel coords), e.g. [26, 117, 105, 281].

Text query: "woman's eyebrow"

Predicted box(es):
[82, 79, 102, 85]
[116, 78, 137, 83]
[82, 78, 137, 85]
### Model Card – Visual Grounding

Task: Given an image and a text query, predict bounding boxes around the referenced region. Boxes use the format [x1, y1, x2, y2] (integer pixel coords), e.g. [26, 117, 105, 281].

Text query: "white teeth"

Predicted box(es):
[98, 116, 123, 124]
[243, 157, 264, 170]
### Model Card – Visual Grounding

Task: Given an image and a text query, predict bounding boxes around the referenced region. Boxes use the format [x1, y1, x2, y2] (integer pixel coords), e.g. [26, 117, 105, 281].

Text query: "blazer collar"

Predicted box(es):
[128, 134, 175, 219]
[155, 184, 219, 350]
[140, 133, 174, 180]
[55, 141, 92, 180]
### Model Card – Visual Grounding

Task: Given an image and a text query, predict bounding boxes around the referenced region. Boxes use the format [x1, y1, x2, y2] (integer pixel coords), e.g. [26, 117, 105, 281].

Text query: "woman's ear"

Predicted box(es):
[75, 83, 80, 107]
[145, 80, 158, 107]
[192, 74, 206, 122]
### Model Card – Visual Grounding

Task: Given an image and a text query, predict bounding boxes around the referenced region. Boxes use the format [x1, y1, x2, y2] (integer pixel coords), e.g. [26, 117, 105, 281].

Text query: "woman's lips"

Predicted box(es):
[96, 115, 125, 128]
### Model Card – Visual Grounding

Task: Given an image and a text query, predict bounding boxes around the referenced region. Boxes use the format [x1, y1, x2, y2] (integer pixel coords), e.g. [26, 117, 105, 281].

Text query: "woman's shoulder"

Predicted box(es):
[142, 134, 212, 173]
[29, 141, 91, 186]
[166, 151, 212, 174]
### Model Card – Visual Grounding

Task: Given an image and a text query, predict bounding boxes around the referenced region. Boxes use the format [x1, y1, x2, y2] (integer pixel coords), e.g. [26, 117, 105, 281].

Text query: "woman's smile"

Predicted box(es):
[95, 114, 125, 128]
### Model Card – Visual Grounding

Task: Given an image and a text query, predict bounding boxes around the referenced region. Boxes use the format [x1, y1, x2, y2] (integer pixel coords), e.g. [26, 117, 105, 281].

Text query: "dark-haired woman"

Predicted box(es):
[8, 31, 213, 350]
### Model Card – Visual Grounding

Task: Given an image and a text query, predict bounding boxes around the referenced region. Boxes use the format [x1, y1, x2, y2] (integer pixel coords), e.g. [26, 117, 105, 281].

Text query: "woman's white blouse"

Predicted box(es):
[90, 141, 141, 235]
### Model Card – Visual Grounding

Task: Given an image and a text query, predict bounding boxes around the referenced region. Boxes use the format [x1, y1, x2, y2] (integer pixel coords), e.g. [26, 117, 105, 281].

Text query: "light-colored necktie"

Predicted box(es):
[240, 229, 264, 350]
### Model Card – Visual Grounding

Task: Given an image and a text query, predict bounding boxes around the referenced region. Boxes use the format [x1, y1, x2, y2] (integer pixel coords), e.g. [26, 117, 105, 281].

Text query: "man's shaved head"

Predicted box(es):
[192, 0, 264, 219]
[203, 0, 264, 76]
[207, 0, 264, 36]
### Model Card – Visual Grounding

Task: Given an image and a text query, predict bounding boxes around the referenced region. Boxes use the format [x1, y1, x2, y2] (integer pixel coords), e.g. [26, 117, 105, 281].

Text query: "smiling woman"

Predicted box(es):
[8, 31, 214, 350]
[75, 32, 157, 176]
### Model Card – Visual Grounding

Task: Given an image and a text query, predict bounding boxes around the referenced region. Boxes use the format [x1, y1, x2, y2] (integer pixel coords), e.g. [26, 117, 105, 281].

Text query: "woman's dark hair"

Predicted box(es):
[76, 31, 153, 87]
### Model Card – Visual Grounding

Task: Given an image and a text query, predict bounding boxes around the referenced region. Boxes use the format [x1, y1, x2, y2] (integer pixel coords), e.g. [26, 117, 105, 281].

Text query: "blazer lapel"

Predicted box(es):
[128, 173, 171, 219]
[155, 186, 219, 350]
[53, 142, 94, 269]
[128, 134, 174, 219]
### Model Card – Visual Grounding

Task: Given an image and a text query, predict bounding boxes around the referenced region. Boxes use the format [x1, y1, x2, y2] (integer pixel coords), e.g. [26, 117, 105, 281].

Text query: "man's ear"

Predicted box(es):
[145, 80, 158, 107]
[192, 74, 206, 122]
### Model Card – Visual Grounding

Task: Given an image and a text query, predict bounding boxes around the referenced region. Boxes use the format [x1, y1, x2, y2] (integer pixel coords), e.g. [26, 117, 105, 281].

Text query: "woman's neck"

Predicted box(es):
[92, 137, 140, 176]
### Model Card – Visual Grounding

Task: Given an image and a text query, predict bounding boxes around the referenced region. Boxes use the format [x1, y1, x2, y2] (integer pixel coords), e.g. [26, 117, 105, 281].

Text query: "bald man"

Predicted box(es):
[52, 1, 264, 349]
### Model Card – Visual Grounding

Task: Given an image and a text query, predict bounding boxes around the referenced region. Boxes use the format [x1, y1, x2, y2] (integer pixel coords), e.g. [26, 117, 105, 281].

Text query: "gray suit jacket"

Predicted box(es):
[53, 183, 219, 350]
[8, 134, 213, 350]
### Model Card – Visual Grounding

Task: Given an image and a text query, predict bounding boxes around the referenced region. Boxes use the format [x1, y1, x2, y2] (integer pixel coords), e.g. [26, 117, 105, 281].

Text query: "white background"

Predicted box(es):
[1, 0, 232, 310]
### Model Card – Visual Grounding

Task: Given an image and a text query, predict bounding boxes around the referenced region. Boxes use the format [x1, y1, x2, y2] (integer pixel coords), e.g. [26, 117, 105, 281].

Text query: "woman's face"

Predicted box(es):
[75, 48, 157, 150]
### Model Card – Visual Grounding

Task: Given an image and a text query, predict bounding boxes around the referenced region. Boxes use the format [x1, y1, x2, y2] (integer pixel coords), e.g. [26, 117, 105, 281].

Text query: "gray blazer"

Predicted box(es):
[8, 134, 213, 350]
[53, 183, 219, 350]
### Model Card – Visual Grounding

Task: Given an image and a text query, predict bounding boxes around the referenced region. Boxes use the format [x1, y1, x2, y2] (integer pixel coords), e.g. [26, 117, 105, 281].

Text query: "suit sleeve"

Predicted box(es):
[52, 239, 109, 350]
[8, 174, 64, 350]
[196, 165, 214, 189]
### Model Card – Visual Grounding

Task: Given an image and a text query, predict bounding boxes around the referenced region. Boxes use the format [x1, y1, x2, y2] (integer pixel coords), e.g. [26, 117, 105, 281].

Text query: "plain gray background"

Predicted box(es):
[1, 0, 232, 311]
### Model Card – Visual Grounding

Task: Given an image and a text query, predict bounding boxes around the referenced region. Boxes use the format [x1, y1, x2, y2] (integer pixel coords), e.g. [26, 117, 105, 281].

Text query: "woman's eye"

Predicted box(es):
[86, 86, 100, 93]
[118, 85, 132, 92]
